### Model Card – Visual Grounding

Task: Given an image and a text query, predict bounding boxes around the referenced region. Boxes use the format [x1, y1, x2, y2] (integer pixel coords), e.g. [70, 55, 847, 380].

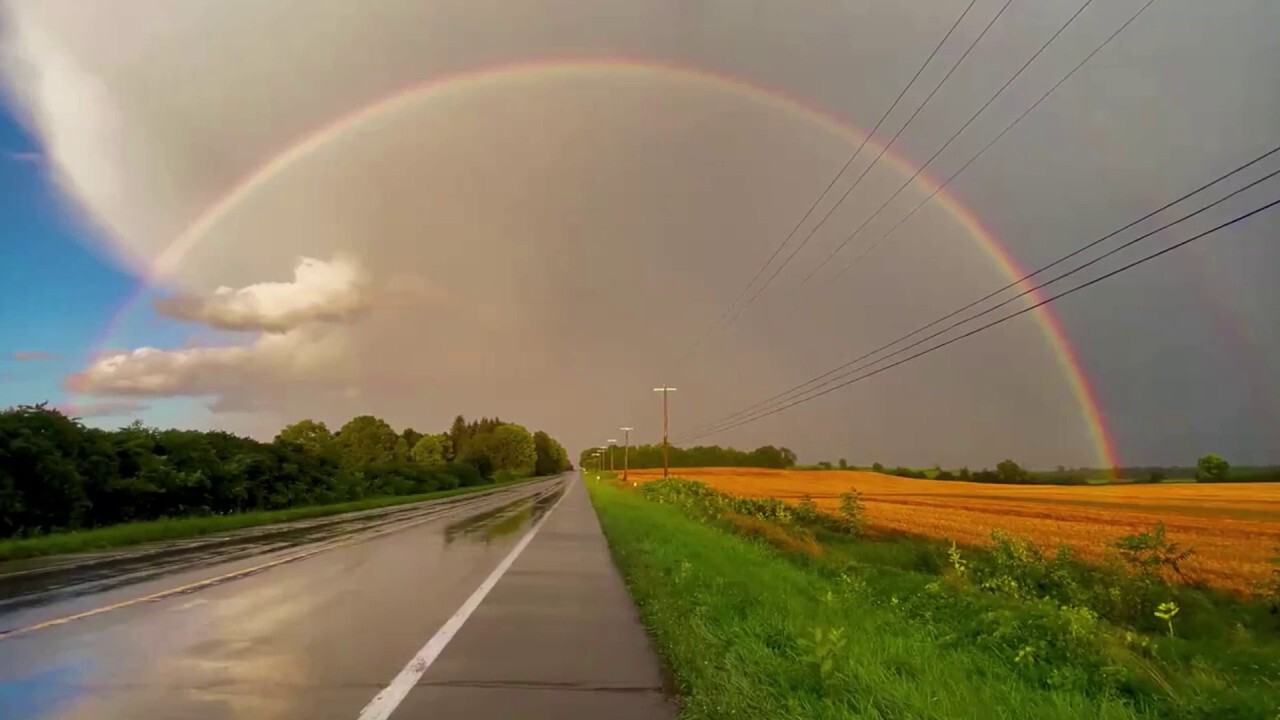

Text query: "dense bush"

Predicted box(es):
[639, 478, 866, 539]
[0, 405, 568, 538]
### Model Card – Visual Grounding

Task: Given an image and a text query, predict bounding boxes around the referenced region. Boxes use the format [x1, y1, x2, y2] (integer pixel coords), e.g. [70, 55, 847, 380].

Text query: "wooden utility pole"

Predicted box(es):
[653, 387, 677, 478]
[620, 427, 633, 483]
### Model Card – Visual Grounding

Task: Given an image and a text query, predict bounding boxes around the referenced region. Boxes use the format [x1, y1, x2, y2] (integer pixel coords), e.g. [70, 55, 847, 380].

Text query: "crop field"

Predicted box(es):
[625, 467, 1280, 593]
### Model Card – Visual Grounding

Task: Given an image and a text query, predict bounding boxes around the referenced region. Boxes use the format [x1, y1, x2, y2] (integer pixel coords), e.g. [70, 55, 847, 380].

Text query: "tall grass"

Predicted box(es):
[591, 478, 1280, 719]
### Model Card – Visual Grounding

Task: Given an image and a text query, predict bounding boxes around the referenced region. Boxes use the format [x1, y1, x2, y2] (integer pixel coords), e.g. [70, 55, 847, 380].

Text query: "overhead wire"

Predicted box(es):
[719, 0, 1018, 332]
[676, 193, 1280, 442]
[666, 0, 981, 373]
[826, 0, 1159, 283]
[678, 144, 1280, 435]
[799, 0, 1099, 282]
[678, 0, 1164, 439]
[675, 155, 1274, 440]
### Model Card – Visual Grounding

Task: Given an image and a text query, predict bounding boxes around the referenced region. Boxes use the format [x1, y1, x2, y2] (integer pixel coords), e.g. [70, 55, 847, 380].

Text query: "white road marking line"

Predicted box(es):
[355, 478, 573, 720]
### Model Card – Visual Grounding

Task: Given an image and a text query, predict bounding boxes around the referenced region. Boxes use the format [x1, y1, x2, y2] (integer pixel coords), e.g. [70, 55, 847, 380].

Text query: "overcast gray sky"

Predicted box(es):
[3, 0, 1277, 468]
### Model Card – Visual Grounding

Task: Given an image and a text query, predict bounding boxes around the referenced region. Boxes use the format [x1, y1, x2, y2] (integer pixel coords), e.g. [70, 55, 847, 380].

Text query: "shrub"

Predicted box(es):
[1111, 523, 1195, 582]
[794, 494, 821, 524]
[446, 462, 485, 487]
[837, 490, 866, 535]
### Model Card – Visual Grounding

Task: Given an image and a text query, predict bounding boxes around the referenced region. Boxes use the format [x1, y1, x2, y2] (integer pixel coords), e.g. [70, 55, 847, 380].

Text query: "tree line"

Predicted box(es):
[579, 443, 797, 471]
[832, 454, 1253, 485]
[0, 404, 572, 538]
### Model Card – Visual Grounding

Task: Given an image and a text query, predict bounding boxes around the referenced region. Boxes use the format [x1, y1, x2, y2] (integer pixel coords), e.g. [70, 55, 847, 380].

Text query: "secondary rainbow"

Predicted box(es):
[94, 58, 1120, 471]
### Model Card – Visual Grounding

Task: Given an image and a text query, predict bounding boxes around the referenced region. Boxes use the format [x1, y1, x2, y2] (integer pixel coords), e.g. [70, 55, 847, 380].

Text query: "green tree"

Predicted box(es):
[780, 447, 798, 468]
[448, 415, 468, 458]
[334, 415, 400, 468]
[871, 462, 884, 473]
[462, 423, 536, 476]
[410, 434, 450, 465]
[1196, 454, 1230, 482]
[274, 419, 333, 454]
[402, 427, 424, 450]
[488, 424, 537, 475]
[533, 431, 570, 475]
[995, 459, 1030, 484]
[838, 458, 848, 470]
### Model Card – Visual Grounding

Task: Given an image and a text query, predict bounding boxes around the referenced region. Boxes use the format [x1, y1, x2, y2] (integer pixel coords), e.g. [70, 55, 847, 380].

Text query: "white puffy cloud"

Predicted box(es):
[152, 256, 369, 332]
[66, 327, 353, 401]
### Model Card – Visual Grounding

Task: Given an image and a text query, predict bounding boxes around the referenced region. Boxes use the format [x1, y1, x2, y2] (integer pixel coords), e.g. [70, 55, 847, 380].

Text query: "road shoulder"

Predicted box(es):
[397, 475, 677, 719]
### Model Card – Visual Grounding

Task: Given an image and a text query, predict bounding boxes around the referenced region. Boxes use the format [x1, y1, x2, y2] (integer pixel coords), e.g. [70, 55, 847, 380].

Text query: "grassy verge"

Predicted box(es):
[0, 476, 543, 562]
[588, 479, 1279, 719]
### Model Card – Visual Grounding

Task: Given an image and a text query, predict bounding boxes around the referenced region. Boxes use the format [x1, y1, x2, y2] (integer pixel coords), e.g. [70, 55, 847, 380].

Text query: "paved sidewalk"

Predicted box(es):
[397, 477, 677, 719]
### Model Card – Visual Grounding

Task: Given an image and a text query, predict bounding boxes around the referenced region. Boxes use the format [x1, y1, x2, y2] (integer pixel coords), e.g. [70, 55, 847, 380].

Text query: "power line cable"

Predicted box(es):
[668, 0, 980, 371]
[716, 0, 1016, 334]
[827, 0, 1158, 283]
[677, 195, 1280, 442]
[678, 145, 1280, 435]
[683, 165, 1278, 438]
[800, 0, 1098, 282]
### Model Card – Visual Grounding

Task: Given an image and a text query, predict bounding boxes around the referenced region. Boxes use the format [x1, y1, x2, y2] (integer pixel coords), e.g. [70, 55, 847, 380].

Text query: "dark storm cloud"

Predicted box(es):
[3, 0, 1277, 467]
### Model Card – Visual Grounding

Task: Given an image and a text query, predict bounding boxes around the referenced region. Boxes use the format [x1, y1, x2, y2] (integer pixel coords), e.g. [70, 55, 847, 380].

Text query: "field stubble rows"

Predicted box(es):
[626, 467, 1280, 593]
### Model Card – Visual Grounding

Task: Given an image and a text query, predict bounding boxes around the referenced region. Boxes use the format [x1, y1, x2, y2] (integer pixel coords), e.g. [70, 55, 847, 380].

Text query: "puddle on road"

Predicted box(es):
[0, 483, 560, 613]
[444, 487, 563, 546]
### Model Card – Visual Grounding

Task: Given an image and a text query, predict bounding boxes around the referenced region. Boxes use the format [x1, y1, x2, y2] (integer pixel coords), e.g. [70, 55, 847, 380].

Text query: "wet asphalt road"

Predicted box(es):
[0, 475, 626, 719]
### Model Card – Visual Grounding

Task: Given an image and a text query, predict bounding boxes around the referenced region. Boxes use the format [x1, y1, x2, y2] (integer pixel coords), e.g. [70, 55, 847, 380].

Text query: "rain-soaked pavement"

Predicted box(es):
[0, 474, 674, 720]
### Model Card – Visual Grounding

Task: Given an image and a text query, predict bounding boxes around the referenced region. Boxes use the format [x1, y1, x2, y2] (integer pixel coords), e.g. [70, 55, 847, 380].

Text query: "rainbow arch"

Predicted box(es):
[96, 58, 1119, 471]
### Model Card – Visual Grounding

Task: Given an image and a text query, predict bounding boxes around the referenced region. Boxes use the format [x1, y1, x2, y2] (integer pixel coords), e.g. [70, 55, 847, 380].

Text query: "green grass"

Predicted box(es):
[0, 477, 540, 562]
[588, 479, 1280, 720]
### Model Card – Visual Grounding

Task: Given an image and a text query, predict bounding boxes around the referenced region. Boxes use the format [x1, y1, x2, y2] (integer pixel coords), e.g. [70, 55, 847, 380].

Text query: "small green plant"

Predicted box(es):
[798, 626, 846, 685]
[1154, 601, 1180, 638]
[948, 541, 968, 578]
[837, 489, 866, 534]
[1111, 523, 1195, 581]
[796, 494, 820, 523]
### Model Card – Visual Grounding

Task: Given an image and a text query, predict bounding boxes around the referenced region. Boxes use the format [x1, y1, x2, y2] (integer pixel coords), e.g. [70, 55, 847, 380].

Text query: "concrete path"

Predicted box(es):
[395, 476, 677, 718]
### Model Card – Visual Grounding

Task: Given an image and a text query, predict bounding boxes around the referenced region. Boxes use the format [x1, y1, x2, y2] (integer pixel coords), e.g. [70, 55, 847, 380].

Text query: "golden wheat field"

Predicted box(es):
[626, 467, 1280, 593]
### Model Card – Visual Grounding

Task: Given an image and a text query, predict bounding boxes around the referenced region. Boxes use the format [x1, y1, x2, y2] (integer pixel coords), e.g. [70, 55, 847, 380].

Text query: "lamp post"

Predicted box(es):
[607, 439, 617, 472]
[620, 427, 633, 483]
[653, 387, 677, 478]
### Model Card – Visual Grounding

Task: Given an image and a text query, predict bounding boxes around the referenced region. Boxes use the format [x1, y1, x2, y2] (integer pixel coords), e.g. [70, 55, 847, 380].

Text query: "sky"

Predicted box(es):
[0, 0, 1277, 469]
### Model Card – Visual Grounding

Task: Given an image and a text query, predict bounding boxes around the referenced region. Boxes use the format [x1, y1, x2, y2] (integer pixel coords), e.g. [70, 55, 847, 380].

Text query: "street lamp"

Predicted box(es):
[620, 427, 633, 483]
[607, 439, 618, 472]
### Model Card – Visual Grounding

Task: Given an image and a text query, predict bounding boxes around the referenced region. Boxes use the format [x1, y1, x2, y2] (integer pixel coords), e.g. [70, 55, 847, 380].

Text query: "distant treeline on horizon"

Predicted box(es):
[0, 405, 573, 539]
[580, 442, 1276, 485]
[580, 444, 797, 471]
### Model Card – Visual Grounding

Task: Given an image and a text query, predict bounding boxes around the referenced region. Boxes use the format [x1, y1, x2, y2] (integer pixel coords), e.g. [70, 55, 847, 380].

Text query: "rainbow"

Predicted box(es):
[93, 58, 1119, 471]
